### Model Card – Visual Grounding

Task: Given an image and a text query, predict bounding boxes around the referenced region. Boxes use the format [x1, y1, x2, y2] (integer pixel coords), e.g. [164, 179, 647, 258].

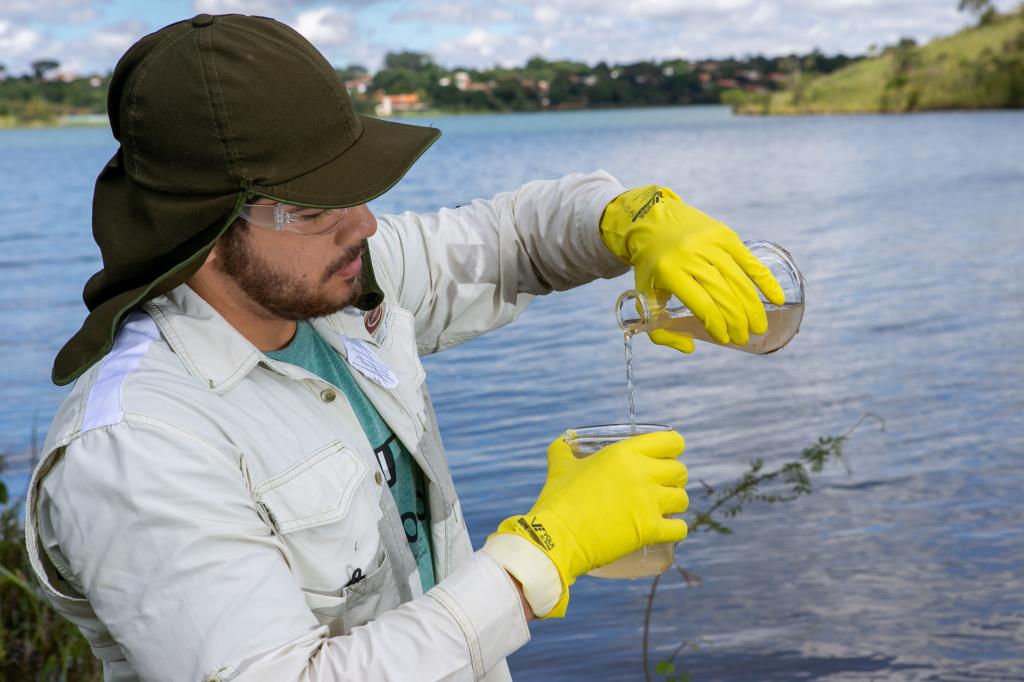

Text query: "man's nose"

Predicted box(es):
[337, 205, 376, 245]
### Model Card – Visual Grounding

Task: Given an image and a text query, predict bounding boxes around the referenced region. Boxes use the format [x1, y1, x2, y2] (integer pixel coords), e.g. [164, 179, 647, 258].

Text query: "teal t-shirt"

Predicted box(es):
[267, 321, 435, 593]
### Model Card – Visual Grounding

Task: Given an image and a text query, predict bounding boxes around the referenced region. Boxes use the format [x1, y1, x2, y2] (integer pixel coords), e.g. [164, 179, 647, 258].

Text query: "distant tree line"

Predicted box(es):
[0, 60, 109, 125]
[0, 49, 862, 125]
[339, 50, 861, 114]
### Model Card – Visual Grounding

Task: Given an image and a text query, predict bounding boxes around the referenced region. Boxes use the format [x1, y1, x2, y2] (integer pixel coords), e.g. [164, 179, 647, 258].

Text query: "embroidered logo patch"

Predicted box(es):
[364, 303, 385, 336]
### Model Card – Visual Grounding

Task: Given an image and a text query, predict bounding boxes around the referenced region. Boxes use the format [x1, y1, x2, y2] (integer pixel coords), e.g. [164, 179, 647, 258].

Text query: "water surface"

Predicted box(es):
[2, 107, 1022, 680]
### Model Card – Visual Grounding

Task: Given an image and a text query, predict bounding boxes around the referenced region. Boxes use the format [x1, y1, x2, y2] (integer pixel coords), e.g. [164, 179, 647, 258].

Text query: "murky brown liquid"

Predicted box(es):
[568, 427, 678, 579]
[650, 302, 804, 354]
[587, 542, 675, 579]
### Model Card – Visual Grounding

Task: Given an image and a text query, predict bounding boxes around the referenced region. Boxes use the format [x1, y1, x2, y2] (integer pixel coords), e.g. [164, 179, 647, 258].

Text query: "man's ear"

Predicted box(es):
[205, 239, 221, 266]
[187, 240, 221, 288]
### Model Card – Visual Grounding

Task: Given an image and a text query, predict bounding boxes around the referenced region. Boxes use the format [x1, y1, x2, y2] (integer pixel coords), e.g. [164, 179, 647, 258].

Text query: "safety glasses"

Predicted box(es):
[238, 202, 350, 236]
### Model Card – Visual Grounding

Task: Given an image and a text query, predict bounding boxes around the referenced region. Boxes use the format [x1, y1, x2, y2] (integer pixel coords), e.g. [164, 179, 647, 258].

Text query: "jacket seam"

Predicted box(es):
[254, 441, 349, 495]
[425, 588, 485, 678]
[422, 330, 486, 354]
[145, 300, 262, 391]
[122, 413, 239, 464]
[211, 351, 263, 392]
[144, 303, 204, 380]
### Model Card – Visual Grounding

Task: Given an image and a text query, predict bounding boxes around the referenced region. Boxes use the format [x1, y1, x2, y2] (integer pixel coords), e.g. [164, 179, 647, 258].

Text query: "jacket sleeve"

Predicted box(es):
[368, 170, 630, 355]
[39, 420, 529, 681]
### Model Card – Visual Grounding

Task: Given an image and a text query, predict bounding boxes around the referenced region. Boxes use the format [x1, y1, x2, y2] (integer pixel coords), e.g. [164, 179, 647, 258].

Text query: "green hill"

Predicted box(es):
[730, 10, 1024, 115]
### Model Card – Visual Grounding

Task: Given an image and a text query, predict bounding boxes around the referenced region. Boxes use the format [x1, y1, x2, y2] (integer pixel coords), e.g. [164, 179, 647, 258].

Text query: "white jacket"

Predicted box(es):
[25, 171, 629, 681]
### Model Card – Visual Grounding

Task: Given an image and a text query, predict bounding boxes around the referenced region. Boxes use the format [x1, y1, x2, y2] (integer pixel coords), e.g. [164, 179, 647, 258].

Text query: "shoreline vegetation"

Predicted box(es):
[727, 8, 1024, 116]
[2, 8, 1020, 130]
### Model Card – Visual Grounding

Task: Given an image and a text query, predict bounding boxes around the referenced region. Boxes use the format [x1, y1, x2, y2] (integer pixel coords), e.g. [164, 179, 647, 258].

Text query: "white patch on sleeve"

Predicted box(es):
[81, 312, 161, 433]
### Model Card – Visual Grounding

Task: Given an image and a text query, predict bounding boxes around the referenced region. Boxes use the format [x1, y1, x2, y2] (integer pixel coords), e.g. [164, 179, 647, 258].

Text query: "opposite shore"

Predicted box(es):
[3, 9, 1020, 129]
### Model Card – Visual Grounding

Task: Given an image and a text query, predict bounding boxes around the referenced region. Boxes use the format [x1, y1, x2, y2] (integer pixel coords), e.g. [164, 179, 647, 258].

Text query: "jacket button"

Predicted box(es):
[374, 471, 383, 485]
[320, 389, 337, 403]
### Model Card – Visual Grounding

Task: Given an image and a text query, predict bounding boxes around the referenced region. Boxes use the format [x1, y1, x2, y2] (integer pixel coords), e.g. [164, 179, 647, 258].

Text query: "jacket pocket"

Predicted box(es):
[253, 441, 367, 533]
[302, 551, 401, 637]
[253, 441, 397, 636]
[342, 550, 401, 629]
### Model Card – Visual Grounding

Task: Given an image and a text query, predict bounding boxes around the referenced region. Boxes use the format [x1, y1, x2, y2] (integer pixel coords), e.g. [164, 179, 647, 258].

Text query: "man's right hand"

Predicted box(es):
[486, 431, 688, 618]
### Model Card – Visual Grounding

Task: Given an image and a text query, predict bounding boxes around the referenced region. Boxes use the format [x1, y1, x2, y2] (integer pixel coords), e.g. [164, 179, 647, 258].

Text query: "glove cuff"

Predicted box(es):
[483, 533, 563, 618]
[491, 514, 574, 618]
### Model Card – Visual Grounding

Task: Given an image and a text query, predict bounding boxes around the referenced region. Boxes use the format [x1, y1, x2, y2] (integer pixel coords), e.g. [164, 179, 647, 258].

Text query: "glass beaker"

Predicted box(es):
[616, 240, 805, 354]
[563, 423, 680, 579]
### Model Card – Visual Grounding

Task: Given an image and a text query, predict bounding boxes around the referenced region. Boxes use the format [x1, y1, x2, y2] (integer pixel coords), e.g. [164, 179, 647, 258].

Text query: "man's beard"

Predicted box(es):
[218, 225, 365, 320]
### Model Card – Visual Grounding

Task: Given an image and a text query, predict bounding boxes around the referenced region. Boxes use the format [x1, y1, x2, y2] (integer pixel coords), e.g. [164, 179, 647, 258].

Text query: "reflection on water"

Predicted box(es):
[3, 108, 1023, 679]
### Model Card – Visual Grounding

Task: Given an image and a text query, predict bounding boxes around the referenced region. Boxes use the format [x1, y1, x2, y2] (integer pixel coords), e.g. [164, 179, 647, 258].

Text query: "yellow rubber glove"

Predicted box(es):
[491, 431, 688, 618]
[600, 185, 785, 353]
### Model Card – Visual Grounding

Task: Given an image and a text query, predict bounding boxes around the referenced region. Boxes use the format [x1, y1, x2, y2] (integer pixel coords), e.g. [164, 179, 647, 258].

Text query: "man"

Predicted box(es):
[24, 14, 783, 681]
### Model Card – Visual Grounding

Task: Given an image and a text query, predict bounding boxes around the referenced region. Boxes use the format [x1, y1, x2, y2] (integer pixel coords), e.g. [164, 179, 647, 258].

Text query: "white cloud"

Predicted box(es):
[391, 1, 516, 24]
[627, 0, 755, 16]
[421, 0, 1023, 68]
[89, 20, 148, 53]
[434, 26, 556, 67]
[533, 7, 560, 24]
[6, 0, 1022, 78]
[293, 6, 355, 46]
[1, 0, 101, 21]
[0, 20, 43, 57]
[10, 20, 150, 78]
[192, 0, 386, 13]
[192, 0, 287, 15]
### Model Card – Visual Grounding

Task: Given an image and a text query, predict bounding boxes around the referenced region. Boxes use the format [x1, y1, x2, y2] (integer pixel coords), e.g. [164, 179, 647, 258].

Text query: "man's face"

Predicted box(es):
[217, 200, 378, 320]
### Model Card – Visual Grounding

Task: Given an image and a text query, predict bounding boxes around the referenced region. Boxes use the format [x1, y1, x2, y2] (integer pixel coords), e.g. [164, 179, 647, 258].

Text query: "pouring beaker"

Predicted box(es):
[616, 240, 805, 354]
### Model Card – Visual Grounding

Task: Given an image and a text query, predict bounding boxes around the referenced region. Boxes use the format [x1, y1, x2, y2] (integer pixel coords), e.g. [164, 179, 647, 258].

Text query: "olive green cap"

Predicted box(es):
[53, 13, 440, 385]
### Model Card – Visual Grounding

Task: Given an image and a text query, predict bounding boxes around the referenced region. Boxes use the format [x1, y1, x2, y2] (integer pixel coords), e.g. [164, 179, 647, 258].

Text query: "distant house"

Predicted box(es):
[716, 78, 739, 89]
[345, 74, 371, 95]
[374, 92, 428, 116]
[437, 71, 493, 93]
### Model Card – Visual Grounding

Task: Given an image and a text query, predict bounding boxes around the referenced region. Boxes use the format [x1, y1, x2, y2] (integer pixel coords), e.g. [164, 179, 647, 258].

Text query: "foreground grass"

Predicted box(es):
[0, 457, 102, 681]
[728, 10, 1024, 115]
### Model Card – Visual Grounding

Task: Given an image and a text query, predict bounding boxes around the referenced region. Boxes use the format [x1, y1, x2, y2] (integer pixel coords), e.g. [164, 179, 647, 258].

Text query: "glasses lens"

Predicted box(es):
[240, 203, 349, 235]
[288, 206, 349, 235]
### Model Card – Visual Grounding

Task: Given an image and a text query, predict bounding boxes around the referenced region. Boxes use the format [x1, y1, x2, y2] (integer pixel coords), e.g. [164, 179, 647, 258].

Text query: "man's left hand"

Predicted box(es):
[600, 185, 785, 353]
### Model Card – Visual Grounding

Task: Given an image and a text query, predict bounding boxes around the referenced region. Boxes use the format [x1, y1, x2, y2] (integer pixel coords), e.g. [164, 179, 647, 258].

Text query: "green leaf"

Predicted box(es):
[656, 660, 675, 674]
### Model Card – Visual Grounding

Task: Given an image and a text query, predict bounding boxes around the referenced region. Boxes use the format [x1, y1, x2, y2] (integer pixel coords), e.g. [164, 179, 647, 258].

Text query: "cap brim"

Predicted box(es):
[250, 114, 441, 207]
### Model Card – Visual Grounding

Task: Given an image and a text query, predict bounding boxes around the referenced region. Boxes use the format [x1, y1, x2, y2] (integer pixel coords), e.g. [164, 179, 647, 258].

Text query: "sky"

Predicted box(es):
[0, 0, 1018, 77]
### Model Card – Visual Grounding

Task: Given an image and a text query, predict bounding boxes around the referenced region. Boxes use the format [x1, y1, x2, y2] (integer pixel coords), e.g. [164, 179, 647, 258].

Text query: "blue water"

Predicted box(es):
[2, 107, 1023, 680]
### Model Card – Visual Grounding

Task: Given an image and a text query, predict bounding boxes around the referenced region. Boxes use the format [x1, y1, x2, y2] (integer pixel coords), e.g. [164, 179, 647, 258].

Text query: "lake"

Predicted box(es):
[2, 106, 1022, 680]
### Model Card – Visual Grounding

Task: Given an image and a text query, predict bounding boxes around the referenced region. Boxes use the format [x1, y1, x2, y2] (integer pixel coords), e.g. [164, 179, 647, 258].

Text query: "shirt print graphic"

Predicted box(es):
[374, 434, 428, 543]
[375, 434, 398, 488]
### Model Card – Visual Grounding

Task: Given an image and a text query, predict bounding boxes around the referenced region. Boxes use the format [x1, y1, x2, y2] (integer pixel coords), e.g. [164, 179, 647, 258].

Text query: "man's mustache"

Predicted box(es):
[323, 240, 366, 283]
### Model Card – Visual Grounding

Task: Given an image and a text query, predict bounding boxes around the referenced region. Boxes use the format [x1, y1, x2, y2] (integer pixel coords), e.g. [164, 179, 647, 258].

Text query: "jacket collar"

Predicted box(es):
[144, 284, 381, 393]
